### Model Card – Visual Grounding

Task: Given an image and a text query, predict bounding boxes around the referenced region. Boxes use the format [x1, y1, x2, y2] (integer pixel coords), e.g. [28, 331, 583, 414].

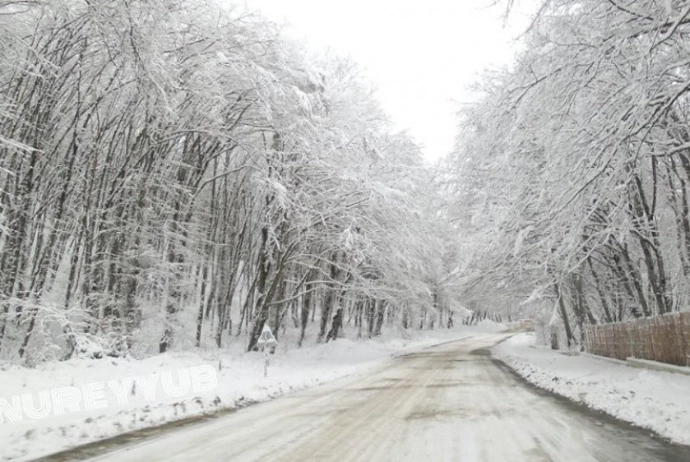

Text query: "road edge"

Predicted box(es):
[490, 349, 690, 451]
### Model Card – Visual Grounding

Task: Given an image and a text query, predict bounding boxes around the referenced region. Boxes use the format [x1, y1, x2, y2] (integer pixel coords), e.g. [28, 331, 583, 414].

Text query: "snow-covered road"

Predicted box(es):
[46, 334, 690, 462]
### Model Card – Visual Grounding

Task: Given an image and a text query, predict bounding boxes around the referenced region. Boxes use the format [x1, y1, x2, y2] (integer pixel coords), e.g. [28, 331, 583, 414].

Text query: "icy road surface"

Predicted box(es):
[51, 334, 690, 461]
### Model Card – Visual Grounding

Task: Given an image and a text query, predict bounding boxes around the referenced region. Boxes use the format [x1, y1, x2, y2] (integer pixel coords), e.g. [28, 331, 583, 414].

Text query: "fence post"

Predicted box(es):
[678, 313, 690, 366]
[626, 321, 633, 359]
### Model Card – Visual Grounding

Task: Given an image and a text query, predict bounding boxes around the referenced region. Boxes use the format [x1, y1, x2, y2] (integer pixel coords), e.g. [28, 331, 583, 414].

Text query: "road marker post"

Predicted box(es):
[257, 325, 278, 378]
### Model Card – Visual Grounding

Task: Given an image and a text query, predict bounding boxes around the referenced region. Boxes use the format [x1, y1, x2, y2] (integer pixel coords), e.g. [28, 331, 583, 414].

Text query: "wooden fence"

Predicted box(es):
[583, 312, 690, 366]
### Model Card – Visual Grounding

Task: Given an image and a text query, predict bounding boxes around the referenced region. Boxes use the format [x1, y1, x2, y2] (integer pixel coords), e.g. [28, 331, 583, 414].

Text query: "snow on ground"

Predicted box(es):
[493, 333, 690, 446]
[0, 325, 499, 462]
[474, 318, 507, 332]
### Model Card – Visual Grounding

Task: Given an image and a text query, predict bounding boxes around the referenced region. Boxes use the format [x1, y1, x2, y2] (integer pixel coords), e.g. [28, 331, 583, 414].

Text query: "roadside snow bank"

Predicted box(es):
[493, 333, 690, 446]
[0, 328, 474, 462]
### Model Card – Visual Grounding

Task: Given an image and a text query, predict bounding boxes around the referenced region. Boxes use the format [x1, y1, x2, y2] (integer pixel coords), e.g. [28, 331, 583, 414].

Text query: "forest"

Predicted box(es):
[449, 0, 690, 347]
[0, 0, 463, 365]
[2, 0, 690, 366]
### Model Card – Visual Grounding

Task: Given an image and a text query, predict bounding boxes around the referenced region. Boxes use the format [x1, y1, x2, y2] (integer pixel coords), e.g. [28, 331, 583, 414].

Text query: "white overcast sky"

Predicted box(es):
[239, 0, 535, 162]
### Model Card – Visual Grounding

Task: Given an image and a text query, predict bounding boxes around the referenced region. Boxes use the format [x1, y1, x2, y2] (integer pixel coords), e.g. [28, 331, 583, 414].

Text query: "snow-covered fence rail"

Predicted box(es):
[584, 313, 690, 367]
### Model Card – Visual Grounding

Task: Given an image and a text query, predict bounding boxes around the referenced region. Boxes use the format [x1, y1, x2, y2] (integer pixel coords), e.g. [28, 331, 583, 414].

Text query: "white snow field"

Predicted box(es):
[0, 326, 495, 462]
[493, 332, 690, 446]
